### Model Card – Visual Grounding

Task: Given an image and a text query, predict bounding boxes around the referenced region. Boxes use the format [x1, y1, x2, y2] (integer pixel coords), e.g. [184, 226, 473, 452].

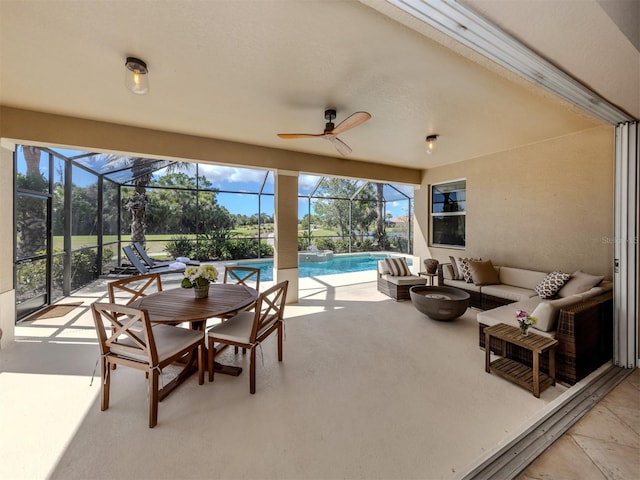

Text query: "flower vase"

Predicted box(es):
[194, 284, 210, 299]
[520, 324, 529, 336]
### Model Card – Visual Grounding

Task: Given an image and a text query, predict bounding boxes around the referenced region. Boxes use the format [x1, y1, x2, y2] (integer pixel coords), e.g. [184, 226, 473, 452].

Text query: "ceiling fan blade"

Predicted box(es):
[326, 136, 352, 156]
[329, 111, 371, 135]
[277, 133, 324, 139]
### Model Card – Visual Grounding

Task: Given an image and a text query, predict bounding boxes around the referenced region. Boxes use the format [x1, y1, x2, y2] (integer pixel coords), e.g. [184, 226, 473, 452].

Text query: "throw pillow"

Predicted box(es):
[558, 270, 604, 297]
[534, 271, 571, 299]
[449, 256, 461, 280]
[458, 257, 481, 283]
[442, 264, 455, 280]
[468, 260, 500, 286]
[385, 257, 411, 277]
[454, 257, 468, 280]
[531, 296, 580, 332]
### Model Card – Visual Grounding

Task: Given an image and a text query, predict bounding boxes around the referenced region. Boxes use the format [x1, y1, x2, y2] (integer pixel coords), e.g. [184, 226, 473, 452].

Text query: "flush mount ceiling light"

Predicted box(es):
[125, 56, 149, 95]
[426, 134, 439, 155]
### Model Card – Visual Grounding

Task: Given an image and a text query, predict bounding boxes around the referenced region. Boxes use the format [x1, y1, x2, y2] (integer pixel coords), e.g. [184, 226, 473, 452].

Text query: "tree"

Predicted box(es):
[16, 146, 48, 258]
[99, 155, 193, 245]
[375, 183, 386, 249]
[313, 178, 377, 242]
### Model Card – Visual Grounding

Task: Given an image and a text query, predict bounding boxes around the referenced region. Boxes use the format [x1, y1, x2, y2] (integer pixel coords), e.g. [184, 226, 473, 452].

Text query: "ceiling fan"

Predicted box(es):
[277, 109, 371, 156]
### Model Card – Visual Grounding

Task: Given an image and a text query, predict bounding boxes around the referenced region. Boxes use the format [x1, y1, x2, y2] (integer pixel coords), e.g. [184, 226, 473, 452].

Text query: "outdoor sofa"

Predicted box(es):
[438, 258, 613, 385]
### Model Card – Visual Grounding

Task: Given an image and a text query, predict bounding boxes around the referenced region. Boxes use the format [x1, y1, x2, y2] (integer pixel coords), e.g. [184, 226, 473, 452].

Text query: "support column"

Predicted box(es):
[274, 169, 298, 303]
[0, 140, 16, 348]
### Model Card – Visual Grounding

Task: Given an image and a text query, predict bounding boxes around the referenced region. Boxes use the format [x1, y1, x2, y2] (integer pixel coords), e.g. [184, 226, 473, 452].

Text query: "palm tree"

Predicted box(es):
[376, 183, 386, 249]
[100, 155, 192, 246]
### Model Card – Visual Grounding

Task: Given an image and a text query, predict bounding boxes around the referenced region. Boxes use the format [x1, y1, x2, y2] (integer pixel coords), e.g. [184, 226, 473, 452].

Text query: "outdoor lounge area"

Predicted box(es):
[1, 271, 636, 479]
[1, 1, 638, 480]
[0, 272, 635, 479]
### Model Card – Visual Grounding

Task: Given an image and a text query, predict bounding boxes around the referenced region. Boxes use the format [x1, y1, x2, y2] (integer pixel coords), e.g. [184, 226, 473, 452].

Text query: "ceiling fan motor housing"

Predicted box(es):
[324, 109, 337, 132]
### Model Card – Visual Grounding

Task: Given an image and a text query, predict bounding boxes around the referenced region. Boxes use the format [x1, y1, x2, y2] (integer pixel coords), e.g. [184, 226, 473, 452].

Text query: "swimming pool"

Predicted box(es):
[231, 253, 412, 282]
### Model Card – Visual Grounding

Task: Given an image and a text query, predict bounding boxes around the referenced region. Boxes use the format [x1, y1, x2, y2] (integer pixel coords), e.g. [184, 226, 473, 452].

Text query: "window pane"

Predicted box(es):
[71, 166, 98, 248]
[16, 147, 49, 192]
[432, 215, 465, 247]
[16, 194, 47, 259]
[432, 180, 466, 213]
[16, 258, 48, 304]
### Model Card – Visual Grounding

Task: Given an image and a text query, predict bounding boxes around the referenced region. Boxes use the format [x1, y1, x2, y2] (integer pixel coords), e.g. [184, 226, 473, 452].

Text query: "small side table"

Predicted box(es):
[418, 272, 437, 286]
[484, 323, 559, 398]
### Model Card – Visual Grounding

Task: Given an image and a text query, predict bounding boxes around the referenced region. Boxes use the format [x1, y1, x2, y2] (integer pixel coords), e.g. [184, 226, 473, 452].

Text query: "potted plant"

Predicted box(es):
[181, 265, 219, 298]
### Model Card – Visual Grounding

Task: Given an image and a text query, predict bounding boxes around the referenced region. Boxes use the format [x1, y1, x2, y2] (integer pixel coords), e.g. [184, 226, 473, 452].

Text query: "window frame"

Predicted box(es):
[430, 179, 466, 248]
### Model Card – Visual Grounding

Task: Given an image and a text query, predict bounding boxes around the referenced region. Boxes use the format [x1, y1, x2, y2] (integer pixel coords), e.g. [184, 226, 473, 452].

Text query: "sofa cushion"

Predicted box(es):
[377, 260, 390, 275]
[477, 297, 555, 338]
[468, 260, 500, 286]
[481, 284, 538, 303]
[382, 274, 426, 286]
[534, 271, 571, 299]
[498, 266, 548, 290]
[442, 278, 482, 292]
[530, 295, 582, 332]
[385, 257, 411, 276]
[449, 256, 462, 280]
[442, 263, 455, 280]
[558, 270, 604, 297]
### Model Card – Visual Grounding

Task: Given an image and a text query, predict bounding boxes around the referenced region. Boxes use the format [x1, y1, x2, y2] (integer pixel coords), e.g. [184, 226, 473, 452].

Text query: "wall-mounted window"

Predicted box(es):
[431, 179, 466, 248]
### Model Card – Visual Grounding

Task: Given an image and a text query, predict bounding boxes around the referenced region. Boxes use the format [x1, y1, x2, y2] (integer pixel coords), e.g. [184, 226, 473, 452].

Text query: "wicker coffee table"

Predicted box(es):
[484, 323, 559, 398]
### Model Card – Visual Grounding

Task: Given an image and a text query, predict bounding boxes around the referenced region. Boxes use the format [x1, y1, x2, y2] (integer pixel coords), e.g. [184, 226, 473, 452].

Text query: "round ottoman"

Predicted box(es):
[409, 286, 470, 321]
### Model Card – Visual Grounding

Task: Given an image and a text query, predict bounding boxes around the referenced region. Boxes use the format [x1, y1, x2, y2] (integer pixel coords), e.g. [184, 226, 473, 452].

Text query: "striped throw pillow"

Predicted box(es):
[385, 257, 411, 276]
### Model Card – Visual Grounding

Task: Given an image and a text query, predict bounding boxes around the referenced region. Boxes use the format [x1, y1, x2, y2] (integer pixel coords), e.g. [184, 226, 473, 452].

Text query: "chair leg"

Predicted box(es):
[198, 344, 204, 385]
[149, 369, 159, 428]
[277, 322, 283, 362]
[249, 347, 256, 394]
[208, 337, 215, 382]
[101, 358, 110, 411]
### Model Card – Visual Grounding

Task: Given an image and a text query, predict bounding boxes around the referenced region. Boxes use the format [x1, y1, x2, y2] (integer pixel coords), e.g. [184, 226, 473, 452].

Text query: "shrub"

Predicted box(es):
[165, 236, 195, 258]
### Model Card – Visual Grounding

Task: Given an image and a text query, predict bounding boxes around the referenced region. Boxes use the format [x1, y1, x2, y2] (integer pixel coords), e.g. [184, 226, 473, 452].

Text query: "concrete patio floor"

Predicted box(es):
[0, 270, 634, 479]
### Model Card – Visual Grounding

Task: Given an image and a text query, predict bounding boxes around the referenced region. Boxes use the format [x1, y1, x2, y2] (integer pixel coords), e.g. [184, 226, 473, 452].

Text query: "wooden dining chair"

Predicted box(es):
[219, 266, 261, 353]
[223, 266, 261, 291]
[91, 302, 205, 428]
[108, 272, 163, 306]
[207, 280, 288, 394]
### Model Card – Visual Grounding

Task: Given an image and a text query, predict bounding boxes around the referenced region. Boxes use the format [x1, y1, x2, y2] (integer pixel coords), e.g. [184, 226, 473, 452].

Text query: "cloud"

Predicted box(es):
[197, 165, 270, 184]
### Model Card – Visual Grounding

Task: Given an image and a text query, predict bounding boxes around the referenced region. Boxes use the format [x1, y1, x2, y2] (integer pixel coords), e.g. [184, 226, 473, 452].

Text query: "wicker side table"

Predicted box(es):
[484, 323, 559, 398]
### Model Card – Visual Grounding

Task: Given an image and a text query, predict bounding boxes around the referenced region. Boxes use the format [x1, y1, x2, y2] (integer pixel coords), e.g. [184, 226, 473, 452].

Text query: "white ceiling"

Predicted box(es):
[1, 0, 632, 171]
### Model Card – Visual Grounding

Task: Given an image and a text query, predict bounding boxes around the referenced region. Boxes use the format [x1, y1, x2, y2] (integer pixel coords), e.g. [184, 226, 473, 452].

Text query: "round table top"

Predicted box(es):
[131, 283, 258, 325]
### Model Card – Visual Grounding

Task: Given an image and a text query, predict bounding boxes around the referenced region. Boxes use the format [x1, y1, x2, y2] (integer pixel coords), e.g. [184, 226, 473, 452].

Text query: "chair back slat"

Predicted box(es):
[108, 273, 163, 306]
[91, 302, 157, 364]
[251, 281, 288, 342]
[224, 266, 261, 291]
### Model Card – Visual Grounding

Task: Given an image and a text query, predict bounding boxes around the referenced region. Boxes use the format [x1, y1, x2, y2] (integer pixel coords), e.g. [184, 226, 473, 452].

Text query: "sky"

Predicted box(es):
[16, 146, 413, 219]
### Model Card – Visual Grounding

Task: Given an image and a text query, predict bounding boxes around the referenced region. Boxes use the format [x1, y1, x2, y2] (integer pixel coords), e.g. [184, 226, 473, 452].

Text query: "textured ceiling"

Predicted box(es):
[0, 0, 610, 171]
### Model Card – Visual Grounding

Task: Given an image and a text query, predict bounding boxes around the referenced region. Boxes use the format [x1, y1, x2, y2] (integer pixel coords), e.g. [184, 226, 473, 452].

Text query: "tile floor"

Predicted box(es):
[516, 368, 639, 480]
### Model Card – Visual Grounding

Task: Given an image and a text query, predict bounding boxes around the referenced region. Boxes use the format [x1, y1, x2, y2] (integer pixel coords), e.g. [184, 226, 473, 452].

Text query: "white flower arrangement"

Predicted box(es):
[516, 309, 537, 329]
[181, 264, 219, 288]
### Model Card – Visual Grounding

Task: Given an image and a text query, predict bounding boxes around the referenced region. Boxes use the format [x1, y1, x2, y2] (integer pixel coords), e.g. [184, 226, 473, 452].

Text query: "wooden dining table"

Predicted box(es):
[130, 283, 258, 399]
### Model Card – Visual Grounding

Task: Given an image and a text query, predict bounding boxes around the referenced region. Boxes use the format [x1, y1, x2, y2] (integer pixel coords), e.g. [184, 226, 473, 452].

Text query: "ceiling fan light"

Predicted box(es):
[426, 134, 439, 155]
[125, 56, 149, 95]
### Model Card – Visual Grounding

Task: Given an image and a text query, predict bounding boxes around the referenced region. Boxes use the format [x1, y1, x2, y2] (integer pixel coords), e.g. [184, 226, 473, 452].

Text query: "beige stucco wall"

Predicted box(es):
[414, 125, 615, 278]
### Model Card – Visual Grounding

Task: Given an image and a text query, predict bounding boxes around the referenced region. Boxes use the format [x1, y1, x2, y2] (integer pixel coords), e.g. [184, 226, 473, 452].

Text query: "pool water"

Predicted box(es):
[233, 254, 411, 282]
